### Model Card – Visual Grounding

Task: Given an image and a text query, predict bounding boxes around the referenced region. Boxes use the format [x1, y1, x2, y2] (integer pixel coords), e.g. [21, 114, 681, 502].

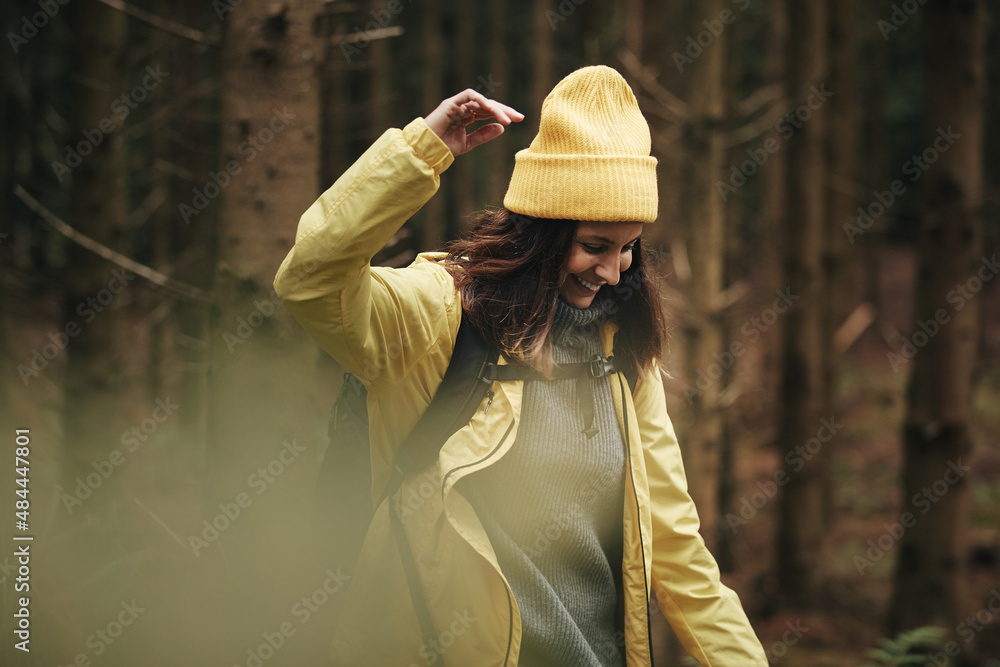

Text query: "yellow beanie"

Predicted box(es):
[503, 65, 658, 223]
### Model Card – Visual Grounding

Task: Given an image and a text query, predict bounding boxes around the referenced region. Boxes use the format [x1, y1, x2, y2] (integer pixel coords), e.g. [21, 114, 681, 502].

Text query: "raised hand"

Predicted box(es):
[424, 89, 524, 157]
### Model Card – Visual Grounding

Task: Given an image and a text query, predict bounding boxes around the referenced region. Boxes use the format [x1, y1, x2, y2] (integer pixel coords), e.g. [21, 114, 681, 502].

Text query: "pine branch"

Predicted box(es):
[94, 0, 219, 45]
[13, 185, 213, 305]
[616, 48, 690, 122]
[733, 83, 784, 117]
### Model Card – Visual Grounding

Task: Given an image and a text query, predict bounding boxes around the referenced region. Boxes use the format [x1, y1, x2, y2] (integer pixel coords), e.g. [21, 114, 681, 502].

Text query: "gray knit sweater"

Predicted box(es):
[459, 298, 627, 667]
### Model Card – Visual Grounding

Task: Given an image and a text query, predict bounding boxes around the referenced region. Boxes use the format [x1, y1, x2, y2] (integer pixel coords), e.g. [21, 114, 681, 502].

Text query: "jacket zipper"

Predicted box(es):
[440, 416, 516, 666]
[441, 417, 514, 502]
[441, 379, 493, 436]
[619, 375, 654, 666]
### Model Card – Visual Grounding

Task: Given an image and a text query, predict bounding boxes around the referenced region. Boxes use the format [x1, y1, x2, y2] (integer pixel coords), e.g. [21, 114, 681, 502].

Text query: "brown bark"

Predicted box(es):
[318, 3, 354, 188]
[823, 0, 859, 524]
[157, 0, 220, 489]
[212, 5, 320, 457]
[625, 0, 643, 70]
[985, 3, 1000, 261]
[486, 0, 510, 206]
[862, 4, 890, 313]
[639, 0, 686, 257]
[62, 0, 140, 482]
[775, 0, 828, 608]
[631, 2, 691, 656]
[451, 0, 477, 234]
[887, 0, 984, 636]
[0, 0, 15, 434]
[679, 0, 729, 553]
[369, 0, 390, 137]
[758, 0, 788, 407]
[532, 0, 554, 116]
[208, 0, 324, 648]
[420, 0, 445, 246]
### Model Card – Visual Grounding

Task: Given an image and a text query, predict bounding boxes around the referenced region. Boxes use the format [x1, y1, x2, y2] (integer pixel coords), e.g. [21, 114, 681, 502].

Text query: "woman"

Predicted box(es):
[274, 66, 767, 666]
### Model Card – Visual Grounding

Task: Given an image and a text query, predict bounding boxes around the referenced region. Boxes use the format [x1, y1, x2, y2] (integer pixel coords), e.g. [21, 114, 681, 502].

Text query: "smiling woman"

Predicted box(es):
[443, 209, 662, 377]
[273, 65, 767, 666]
[559, 222, 643, 308]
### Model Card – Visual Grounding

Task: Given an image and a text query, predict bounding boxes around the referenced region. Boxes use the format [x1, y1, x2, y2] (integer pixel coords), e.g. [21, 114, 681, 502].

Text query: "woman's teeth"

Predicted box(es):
[575, 275, 600, 292]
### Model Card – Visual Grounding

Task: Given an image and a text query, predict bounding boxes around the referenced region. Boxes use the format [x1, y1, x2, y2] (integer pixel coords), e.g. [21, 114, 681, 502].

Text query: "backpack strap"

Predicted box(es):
[477, 355, 629, 383]
[378, 312, 496, 504]
[613, 330, 640, 394]
[479, 327, 640, 394]
[378, 312, 495, 655]
[477, 344, 640, 440]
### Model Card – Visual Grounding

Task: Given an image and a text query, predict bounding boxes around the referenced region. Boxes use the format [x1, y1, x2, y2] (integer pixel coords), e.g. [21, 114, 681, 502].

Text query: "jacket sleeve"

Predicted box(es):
[633, 364, 768, 666]
[273, 118, 460, 393]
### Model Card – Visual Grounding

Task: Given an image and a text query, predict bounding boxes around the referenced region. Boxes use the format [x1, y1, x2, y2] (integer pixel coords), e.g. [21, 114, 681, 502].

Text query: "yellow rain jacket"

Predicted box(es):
[273, 118, 768, 666]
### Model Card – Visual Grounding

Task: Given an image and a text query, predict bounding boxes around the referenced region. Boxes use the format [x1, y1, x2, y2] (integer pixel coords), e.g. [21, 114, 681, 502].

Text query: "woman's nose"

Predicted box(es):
[594, 257, 621, 286]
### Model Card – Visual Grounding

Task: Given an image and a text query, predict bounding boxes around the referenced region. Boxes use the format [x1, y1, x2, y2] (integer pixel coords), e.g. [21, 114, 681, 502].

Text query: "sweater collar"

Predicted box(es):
[552, 297, 609, 347]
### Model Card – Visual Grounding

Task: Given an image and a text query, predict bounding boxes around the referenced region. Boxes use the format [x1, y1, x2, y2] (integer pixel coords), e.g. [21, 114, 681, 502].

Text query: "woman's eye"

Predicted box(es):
[622, 244, 635, 253]
[582, 244, 604, 254]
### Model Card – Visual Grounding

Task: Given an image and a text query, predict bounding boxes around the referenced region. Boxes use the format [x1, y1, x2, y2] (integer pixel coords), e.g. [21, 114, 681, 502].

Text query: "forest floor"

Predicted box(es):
[658, 244, 1000, 666]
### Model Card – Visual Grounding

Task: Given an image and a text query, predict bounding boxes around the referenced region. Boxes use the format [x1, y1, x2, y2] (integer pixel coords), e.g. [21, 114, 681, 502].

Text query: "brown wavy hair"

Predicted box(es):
[442, 208, 667, 376]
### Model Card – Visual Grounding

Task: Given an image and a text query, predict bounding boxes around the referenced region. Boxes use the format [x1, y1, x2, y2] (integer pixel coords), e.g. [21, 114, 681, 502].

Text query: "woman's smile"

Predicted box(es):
[558, 220, 643, 308]
[573, 275, 602, 292]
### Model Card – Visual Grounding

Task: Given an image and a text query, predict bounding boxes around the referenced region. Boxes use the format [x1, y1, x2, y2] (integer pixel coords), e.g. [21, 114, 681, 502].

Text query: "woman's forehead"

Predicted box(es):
[575, 220, 644, 242]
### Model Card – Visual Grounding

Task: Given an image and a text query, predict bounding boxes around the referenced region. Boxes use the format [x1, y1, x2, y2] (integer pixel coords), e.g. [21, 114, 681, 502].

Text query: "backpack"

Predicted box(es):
[311, 313, 496, 572]
[311, 313, 640, 577]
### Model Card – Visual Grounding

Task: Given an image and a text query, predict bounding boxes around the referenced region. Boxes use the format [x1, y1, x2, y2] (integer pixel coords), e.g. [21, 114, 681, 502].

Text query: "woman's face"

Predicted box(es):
[558, 221, 644, 309]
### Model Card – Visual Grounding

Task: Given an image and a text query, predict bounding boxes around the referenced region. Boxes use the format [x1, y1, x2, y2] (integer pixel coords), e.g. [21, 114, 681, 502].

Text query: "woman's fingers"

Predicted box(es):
[493, 101, 524, 122]
[425, 89, 524, 155]
[465, 122, 505, 150]
[456, 90, 523, 125]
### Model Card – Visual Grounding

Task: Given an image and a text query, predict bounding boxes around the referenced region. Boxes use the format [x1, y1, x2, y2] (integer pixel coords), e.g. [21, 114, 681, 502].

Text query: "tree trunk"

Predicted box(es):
[984, 2, 1000, 261]
[486, 0, 510, 206]
[0, 0, 17, 434]
[319, 3, 354, 188]
[887, 0, 984, 636]
[532, 0, 554, 116]
[758, 0, 788, 412]
[208, 1, 324, 658]
[775, 0, 828, 608]
[369, 0, 390, 137]
[62, 0, 139, 495]
[451, 0, 477, 234]
[823, 0, 859, 524]
[420, 0, 445, 246]
[152, 0, 219, 513]
[679, 0, 728, 554]
[625, 0, 643, 73]
[640, 0, 685, 257]
[861, 2, 890, 315]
